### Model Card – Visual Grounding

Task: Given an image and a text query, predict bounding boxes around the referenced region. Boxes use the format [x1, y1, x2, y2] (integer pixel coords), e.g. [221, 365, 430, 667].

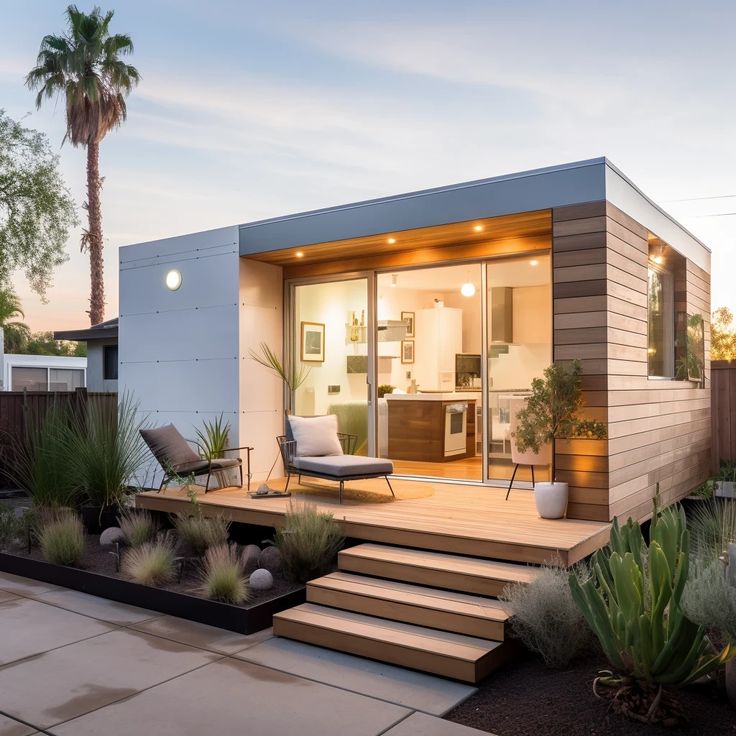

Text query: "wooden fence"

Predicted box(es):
[0, 389, 117, 487]
[711, 360, 736, 472]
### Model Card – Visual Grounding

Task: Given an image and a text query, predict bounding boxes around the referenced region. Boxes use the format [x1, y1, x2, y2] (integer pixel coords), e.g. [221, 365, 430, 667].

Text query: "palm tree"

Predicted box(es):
[0, 288, 31, 353]
[26, 5, 139, 325]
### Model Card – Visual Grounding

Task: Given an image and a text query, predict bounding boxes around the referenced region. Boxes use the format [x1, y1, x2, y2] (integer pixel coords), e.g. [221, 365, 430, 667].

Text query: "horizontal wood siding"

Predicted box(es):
[711, 361, 736, 471]
[552, 202, 711, 522]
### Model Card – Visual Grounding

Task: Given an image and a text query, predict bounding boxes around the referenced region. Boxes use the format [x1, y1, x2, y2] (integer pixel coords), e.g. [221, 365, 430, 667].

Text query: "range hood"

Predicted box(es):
[490, 287, 513, 344]
[377, 319, 408, 342]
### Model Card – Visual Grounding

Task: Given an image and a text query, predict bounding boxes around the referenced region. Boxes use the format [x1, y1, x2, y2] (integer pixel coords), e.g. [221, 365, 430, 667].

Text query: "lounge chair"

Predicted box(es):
[140, 423, 253, 493]
[277, 414, 394, 503]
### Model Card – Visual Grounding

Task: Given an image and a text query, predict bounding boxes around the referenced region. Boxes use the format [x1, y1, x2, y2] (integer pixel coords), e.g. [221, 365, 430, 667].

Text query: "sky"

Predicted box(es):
[2, 0, 735, 332]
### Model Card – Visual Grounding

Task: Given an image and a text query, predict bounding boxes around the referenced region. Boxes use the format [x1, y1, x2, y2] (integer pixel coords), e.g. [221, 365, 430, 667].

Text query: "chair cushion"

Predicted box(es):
[140, 424, 200, 470]
[209, 457, 242, 470]
[292, 455, 393, 478]
[287, 414, 343, 457]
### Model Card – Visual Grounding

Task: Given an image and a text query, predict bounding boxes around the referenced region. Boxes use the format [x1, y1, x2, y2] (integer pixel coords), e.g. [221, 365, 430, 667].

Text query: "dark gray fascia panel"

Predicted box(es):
[238, 158, 608, 255]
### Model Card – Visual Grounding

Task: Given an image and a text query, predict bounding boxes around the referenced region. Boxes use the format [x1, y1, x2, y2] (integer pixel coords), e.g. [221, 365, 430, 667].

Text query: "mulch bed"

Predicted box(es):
[10, 534, 301, 610]
[446, 651, 736, 736]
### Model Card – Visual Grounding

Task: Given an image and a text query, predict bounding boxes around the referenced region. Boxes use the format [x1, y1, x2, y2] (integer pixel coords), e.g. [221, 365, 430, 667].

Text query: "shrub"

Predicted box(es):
[570, 504, 733, 725]
[195, 414, 230, 460]
[68, 393, 149, 508]
[272, 503, 344, 583]
[38, 510, 85, 566]
[200, 543, 249, 604]
[117, 507, 159, 548]
[501, 562, 592, 668]
[682, 558, 736, 642]
[122, 538, 176, 586]
[7, 403, 79, 508]
[173, 513, 230, 556]
[0, 506, 22, 551]
[689, 497, 736, 562]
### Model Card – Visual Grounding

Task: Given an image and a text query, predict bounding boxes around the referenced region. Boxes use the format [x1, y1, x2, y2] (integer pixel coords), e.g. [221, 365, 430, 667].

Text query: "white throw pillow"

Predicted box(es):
[288, 414, 344, 457]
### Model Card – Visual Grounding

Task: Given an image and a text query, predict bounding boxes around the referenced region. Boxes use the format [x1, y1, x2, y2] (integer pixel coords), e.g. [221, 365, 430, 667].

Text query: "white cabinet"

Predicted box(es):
[414, 307, 462, 391]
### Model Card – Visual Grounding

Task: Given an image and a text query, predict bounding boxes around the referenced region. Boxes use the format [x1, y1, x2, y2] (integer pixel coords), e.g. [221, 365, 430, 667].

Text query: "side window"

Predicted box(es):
[103, 345, 119, 380]
[647, 267, 674, 378]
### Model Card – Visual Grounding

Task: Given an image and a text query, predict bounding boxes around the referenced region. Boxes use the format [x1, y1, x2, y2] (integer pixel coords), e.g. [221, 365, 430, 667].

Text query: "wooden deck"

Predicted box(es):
[136, 477, 609, 566]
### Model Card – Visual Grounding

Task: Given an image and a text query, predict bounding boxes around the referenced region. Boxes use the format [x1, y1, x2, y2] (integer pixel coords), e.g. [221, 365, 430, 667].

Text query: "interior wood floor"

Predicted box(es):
[137, 478, 609, 566]
[390, 457, 551, 483]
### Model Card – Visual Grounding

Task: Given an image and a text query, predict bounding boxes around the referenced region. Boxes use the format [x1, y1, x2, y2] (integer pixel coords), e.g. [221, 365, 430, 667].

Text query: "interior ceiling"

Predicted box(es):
[378, 255, 551, 292]
[246, 209, 551, 266]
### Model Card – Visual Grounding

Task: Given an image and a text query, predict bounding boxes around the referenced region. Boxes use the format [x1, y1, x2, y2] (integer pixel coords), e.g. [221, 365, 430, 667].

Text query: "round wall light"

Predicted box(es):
[165, 269, 182, 291]
[460, 282, 476, 297]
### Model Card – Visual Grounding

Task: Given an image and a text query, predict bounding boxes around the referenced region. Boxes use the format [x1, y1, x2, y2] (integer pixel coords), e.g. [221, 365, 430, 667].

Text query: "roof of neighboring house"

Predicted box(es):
[54, 317, 118, 343]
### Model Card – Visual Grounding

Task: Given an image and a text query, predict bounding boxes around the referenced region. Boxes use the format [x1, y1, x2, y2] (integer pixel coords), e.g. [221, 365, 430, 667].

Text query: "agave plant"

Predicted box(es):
[570, 503, 735, 725]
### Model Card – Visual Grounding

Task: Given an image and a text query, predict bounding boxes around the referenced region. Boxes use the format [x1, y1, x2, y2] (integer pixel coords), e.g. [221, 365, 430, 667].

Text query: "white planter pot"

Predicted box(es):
[715, 481, 736, 498]
[534, 482, 568, 519]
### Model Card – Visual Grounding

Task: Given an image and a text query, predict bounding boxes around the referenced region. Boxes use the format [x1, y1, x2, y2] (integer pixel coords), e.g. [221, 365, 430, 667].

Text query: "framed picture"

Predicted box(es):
[401, 339, 415, 364]
[300, 321, 325, 362]
[401, 311, 415, 338]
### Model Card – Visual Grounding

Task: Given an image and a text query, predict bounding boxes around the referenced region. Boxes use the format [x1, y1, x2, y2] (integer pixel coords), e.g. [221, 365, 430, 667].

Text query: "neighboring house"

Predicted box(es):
[119, 157, 711, 522]
[54, 318, 118, 393]
[1, 353, 86, 391]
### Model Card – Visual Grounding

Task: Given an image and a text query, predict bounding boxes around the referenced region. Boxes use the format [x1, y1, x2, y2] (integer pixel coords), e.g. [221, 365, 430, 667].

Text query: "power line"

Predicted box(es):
[662, 194, 736, 203]
[690, 212, 736, 218]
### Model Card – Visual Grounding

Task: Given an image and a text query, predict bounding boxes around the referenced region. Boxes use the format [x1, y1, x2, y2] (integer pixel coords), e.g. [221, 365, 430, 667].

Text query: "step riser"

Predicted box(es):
[274, 615, 484, 683]
[307, 585, 506, 641]
[338, 555, 510, 597]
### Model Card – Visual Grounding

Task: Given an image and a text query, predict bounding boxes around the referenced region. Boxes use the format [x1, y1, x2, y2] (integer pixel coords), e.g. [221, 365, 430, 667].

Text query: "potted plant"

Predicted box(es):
[513, 360, 606, 519]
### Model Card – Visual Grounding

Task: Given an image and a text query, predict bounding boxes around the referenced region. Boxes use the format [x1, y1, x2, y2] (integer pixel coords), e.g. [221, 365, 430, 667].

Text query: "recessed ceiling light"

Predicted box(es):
[651, 254, 664, 265]
[295, 251, 304, 258]
[387, 237, 397, 244]
[460, 282, 476, 297]
[529, 259, 539, 267]
[165, 269, 182, 291]
[473, 225, 484, 232]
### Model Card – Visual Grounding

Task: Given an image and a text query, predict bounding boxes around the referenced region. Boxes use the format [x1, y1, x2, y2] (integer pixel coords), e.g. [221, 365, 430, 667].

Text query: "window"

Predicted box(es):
[647, 267, 675, 378]
[103, 345, 118, 380]
[11, 367, 47, 391]
[49, 368, 85, 391]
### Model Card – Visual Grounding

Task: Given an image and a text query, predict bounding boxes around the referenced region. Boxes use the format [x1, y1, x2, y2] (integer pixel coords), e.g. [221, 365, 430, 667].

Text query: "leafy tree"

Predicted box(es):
[0, 287, 31, 352]
[27, 5, 139, 325]
[21, 331, 86, 357]
[711, 307, 736, 361]
[0, 110, 76, 298]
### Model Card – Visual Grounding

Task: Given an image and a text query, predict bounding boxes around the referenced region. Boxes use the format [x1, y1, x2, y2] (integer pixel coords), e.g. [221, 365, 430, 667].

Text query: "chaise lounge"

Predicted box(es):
[277, 414, 395, 503]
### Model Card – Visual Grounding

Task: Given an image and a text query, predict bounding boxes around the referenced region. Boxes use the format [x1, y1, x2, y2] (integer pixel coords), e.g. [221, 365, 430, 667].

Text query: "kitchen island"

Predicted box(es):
[385, 392, 477, 462]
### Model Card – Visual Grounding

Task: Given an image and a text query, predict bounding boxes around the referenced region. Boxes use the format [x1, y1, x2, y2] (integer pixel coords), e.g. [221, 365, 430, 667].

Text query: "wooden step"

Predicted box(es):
[338, 543, 539, 597]
[308, 572, 508, 640]
[273, 603, 513, 683]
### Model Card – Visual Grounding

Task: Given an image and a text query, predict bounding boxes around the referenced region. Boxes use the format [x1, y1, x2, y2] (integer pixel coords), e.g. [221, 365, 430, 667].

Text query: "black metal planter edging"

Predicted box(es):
[0, 553, 305, 634]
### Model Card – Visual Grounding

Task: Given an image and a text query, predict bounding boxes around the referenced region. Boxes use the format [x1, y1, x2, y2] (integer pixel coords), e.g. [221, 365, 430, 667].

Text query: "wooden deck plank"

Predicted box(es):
[136, 478, 610, 566]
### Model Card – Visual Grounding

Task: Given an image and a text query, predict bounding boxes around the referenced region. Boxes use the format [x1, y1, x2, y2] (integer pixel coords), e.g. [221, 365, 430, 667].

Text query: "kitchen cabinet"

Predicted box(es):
[414, 307, 462, 391]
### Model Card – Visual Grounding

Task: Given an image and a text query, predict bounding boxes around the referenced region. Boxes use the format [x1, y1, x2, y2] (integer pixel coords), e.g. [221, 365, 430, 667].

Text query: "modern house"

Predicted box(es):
[125, 157, 711, 682]
[0, 351, 87, 392]
[54, 318, 118, 392]
[121, 157, 710, 523]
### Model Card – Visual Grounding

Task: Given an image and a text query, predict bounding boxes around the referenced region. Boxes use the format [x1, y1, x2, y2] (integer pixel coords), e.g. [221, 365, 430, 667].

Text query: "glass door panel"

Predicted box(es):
[292, 278, 371, 455]
[485, 255, 552, 483]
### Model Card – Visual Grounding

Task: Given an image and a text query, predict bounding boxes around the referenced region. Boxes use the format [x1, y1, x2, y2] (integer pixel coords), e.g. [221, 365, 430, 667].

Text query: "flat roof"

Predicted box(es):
[238, 157, 711, 272]
[54, 317, 118, 342]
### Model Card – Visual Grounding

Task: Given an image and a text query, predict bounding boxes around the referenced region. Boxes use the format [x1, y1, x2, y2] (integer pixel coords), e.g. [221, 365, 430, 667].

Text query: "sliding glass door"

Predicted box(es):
[291, 276, 373, 455]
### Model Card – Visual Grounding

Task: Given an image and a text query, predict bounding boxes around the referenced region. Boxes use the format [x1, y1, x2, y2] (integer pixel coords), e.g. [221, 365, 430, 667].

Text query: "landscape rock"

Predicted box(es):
[242, 544, 261, 574]
[259, 545, 282, 574]
[249, 568, 273, 591]
[100, 526, 125, 546]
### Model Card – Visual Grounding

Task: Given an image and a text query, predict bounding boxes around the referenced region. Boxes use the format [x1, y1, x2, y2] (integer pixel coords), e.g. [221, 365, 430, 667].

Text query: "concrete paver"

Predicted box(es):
[238, 637, 475, 715]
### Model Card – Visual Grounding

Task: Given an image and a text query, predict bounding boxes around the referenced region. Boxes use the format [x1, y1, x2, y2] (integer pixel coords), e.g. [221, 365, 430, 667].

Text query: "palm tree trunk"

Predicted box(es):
[86, 141, 105, 325]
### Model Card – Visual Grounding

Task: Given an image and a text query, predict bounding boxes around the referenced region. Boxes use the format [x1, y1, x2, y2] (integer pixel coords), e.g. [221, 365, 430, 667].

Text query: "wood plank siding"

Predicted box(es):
[553, 201, 711, 522]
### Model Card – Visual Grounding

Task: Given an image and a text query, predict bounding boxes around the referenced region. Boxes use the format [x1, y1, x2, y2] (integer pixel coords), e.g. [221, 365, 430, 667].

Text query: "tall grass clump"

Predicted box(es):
[7, 403, 79, 508]
[501, 561, 593, 668]
[122, 537, 176, 586]
[118, 507, 159, 548]
[0, 506, 22, 551]
[173, 513, 230, 556]
[195, 414, 230, 460]
[38, 510, 85, 566]
[69, 393, 149, 509]
[689, 497, 736, 562]
[200, 544, 249, 604]
[272, 503, 344, 583]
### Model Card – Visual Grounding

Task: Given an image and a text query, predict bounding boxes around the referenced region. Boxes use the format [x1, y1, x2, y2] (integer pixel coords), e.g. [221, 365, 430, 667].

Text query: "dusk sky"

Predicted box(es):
[2, 0, 735, 331]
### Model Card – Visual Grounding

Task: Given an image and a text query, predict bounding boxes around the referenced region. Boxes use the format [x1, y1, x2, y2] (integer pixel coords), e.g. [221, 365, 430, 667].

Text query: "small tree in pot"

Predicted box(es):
[513, 360, 606, 518]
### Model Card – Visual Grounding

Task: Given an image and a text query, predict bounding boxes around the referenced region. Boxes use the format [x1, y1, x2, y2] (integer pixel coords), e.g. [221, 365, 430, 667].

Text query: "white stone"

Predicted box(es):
[249, 568, 273, 591]
[100, 527, 125, 546]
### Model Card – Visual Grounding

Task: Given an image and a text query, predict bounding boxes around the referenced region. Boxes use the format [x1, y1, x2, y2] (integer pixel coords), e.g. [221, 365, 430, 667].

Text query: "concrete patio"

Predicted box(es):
[0, 571, 491, 736]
